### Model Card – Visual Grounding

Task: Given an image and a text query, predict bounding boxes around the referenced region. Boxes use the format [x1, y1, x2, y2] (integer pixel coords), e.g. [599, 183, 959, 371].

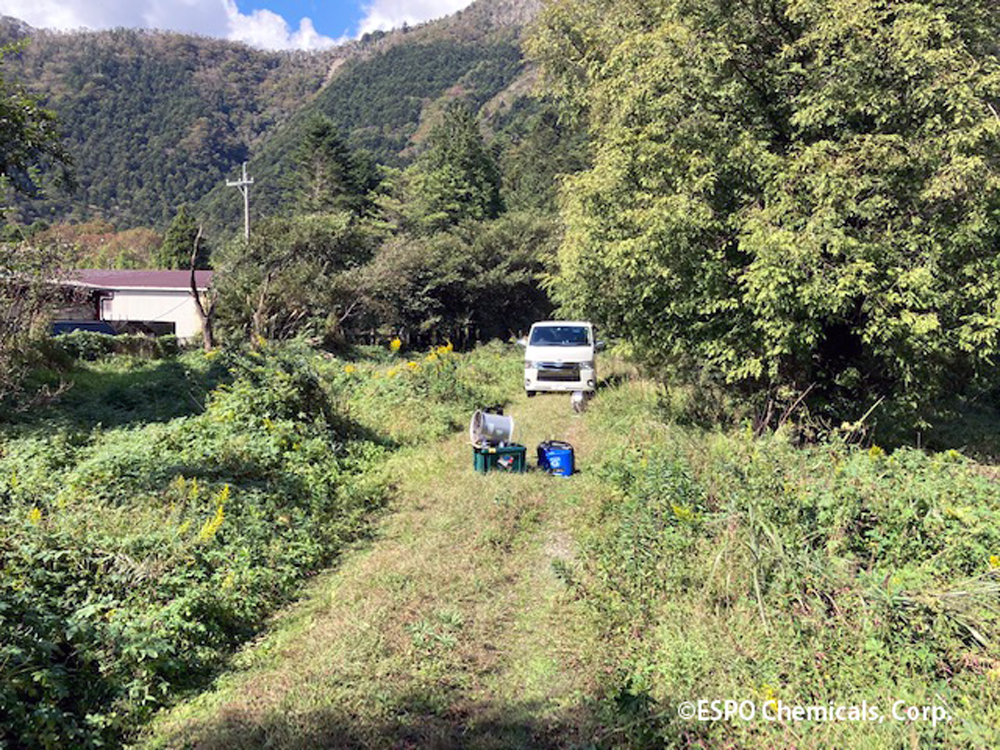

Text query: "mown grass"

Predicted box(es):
[138, 381, 603, 750]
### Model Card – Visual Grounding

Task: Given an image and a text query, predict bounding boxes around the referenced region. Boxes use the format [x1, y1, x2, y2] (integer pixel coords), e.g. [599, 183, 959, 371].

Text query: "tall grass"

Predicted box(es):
[576, 382, 1000, 747]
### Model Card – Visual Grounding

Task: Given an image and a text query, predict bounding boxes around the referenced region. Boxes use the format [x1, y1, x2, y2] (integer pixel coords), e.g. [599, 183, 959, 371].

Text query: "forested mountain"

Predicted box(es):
[0, 0, 543, 232]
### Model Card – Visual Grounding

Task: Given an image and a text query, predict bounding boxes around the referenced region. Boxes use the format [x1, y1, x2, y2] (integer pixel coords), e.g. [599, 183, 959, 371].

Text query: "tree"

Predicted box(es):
[287, 116, 378, 216]
[213, 212, 375, 344]
[407, 101, 503, 233]
[531, 0, 1000, 425]
[0, 43, 72, 207]
[156, 205, 204, 269]
[1, 42, 73, 404]
[358, 212, 558, 347]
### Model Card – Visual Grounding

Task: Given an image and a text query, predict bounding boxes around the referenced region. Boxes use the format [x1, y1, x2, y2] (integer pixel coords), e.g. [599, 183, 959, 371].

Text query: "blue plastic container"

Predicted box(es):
[537, 440, 575, 476]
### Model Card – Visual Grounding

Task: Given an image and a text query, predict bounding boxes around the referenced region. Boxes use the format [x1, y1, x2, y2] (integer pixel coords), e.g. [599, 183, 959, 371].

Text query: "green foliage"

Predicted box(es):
[46, 331, 179, 362]
[533, 0, 1000, 426]
[492, 96, 591, 213]
[3, 29, 328, 228]
[324, 340, 524, 445]
[0, 341, 521, 747]
[357, 212, 557, 346]
[406, 101, 504, 233]
[0, 41, 72, 204]
[309, 40, 523, 165]
[196, 37, 526, 234]
[0, 41, 73, 402]
[155, 206, 203, 270]
[214, 213, 377, 344]
[0, 348, 355, 747]
[286, 116, 379, 216]
[579, 383, 1000, 745]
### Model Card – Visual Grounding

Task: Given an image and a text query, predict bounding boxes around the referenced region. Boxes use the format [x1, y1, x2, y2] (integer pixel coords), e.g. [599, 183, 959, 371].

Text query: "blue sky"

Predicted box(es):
[238, 1, 363, 40]
[0, 0, 475, 50]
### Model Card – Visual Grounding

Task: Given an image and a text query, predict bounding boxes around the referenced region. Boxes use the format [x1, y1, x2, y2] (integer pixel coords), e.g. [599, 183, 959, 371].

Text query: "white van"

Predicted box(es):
[520, 320, 603, 397]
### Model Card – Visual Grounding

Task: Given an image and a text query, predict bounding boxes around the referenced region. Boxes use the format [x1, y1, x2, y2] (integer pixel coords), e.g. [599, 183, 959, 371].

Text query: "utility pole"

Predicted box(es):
[226, 162, 254, 241]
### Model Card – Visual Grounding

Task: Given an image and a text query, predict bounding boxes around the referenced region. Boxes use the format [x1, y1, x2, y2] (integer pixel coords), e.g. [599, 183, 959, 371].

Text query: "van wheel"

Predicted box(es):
[526, 390, 536, 398]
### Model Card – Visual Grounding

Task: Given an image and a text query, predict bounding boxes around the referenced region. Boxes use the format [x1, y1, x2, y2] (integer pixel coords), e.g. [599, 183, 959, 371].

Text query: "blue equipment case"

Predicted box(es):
[537, 440, 575, 476]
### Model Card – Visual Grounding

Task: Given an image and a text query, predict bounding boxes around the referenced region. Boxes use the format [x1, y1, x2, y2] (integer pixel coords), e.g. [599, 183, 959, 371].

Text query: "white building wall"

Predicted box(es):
[101, 290, 204, 340]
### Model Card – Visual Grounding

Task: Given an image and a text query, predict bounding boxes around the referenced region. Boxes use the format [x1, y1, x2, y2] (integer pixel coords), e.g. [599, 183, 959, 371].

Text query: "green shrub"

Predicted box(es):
[0, 346, 385, 748]
[0, 341, 523, 748]
[47, 331, 180, 362]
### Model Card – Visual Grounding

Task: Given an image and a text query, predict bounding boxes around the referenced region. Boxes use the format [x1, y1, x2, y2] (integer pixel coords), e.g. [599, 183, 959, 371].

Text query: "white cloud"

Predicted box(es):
[357, 0, 473, 36]
[0, 0, 341, 50]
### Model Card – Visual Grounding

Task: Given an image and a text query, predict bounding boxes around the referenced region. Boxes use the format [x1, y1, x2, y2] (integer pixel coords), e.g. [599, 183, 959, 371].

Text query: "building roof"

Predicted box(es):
[69, 269, 214, 291]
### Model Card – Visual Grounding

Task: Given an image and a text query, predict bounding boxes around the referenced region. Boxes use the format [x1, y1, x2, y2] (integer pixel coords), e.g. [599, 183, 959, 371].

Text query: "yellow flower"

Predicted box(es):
[389, 338, 402, 352]
[344, 364, 357, 374]
[27, 506, 42, 525]
[387, 368, 398, 378]
[868, 445, 885, 459]
[990, 555, 1000, 569]
[760, 683, 778, 712]
[199, 504, 225, 542]
[672, 504, 696, 522]
[198, 486, 229, 543]
[406, 361, 419, 371]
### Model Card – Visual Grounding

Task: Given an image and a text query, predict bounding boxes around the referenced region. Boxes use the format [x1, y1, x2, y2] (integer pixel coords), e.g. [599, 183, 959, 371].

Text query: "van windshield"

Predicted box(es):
[529, 325, 591, 347]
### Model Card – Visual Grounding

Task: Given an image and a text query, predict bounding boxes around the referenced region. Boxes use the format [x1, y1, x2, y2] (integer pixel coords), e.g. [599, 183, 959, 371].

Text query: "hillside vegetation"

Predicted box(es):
[1, 0, 543, 232]
[4, 0, 1000, 747]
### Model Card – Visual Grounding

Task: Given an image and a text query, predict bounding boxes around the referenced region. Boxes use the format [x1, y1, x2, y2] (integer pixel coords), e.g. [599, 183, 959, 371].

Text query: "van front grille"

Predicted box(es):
[537, 363, 581, 382]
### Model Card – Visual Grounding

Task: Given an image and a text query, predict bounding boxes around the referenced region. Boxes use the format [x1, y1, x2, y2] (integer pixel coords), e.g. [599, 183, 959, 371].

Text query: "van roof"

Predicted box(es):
[530, 320, 592, 327]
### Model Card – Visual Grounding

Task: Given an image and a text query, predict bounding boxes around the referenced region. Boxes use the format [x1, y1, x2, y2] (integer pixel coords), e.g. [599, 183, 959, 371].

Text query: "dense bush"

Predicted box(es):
[535, 0, 1000, 426]
[0, 347, 384, 747]
[48, 331, 180, 361]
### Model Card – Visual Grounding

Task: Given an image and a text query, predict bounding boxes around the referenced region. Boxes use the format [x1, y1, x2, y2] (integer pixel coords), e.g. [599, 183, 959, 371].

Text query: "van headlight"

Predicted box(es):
[580, 361, 595, 370]
[525, 361, 540, 370]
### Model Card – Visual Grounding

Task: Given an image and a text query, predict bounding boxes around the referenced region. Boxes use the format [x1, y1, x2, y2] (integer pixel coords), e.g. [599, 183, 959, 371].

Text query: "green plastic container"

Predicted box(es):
[473, 444, 527, 474]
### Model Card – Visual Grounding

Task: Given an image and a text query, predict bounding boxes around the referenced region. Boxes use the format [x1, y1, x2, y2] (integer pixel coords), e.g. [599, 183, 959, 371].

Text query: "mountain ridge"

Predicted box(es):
[0, 0, 544, 232]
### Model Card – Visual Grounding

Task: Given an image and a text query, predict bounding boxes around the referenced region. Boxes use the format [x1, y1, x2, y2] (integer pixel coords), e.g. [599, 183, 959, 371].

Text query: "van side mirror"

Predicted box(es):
[516, 337, 528, 348]
[595, 340, 606, 352]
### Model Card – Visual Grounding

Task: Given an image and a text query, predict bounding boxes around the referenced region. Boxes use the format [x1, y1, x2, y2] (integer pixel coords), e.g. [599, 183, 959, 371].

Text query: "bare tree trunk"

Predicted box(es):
[189, 226, 215, 351]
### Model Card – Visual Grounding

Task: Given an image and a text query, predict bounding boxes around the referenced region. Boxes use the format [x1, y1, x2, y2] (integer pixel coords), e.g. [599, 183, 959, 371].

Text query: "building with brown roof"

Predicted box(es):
[55, 269, 214, 341]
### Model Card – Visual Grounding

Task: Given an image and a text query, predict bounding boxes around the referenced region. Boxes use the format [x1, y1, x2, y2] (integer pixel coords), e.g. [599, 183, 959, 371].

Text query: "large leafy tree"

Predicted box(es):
[531, 0, 1000, 422]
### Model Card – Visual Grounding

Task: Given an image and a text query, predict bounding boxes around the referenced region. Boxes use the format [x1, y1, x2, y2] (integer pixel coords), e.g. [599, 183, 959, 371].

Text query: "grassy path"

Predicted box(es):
[141, 390, 606, 749]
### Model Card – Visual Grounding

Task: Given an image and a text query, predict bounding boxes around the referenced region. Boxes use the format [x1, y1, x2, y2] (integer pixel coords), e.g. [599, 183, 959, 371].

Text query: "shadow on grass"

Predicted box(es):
[874, 394, 1000, 464]
[155, 695, 598, 750]
[151, 680, 703, 750]
[10, 358, 232, 432]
